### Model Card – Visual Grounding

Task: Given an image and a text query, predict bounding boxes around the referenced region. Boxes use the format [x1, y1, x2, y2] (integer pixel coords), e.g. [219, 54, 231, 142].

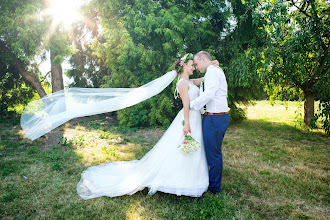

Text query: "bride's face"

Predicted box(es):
[184, 60, 195, 75]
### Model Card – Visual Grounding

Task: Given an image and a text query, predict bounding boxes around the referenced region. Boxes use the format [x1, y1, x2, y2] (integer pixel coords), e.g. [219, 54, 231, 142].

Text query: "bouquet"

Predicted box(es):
[178, 134, 200, 154]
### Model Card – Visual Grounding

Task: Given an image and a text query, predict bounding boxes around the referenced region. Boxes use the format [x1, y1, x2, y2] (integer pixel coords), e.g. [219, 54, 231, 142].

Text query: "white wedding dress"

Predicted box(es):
[77, 79, 209, 199]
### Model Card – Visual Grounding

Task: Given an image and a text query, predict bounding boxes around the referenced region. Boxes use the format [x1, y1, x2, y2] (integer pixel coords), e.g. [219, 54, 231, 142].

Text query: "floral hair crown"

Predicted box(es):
[176, 53, 194, 73]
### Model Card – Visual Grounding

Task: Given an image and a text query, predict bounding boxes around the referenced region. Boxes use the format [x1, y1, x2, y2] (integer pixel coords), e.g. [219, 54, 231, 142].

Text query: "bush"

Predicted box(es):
[0, 72, 35, 119]
[117, 94, 177, 128]
[229, 104, 246, 124]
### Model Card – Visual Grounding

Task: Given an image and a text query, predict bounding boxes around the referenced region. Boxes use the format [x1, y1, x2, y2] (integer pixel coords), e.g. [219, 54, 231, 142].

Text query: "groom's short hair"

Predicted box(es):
[195, 51, 212, 61]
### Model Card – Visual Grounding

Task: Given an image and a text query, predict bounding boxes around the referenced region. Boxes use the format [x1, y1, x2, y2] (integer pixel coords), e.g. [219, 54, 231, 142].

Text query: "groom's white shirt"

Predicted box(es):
[190, 65, 230, 113]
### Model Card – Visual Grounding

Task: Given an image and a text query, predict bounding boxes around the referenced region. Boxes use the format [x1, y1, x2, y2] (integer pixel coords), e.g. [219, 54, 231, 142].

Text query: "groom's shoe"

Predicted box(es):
[205, 190, 217, 196]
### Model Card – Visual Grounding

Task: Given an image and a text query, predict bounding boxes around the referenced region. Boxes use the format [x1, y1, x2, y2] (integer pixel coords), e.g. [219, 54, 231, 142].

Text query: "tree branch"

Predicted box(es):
[290, 0, 312, 18]
[41, 71, 51, 82]
[316, 44, 329, 75]
[321, 64, 329, 76]
[13, 57, 47, 98]
[0, 40, 47, 98]
[310, 0, 321, 20]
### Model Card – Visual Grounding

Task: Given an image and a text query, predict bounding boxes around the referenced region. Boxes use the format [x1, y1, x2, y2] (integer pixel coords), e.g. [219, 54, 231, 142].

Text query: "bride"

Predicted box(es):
[77, 54, 209, 199]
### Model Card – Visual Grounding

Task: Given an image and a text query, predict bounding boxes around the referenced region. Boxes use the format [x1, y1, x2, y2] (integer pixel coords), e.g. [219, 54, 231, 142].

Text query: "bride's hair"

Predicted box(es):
[173, 59, 182, 74]
[173, 53, 194, 74]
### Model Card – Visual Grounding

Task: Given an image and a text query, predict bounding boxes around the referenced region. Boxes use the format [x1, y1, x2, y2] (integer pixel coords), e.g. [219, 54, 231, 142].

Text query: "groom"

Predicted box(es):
[190, 51, 230, 195]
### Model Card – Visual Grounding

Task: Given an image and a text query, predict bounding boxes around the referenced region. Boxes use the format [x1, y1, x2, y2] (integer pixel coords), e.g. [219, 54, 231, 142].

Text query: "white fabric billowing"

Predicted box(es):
[20, 70, 177, 140]
[77, 79, 209, 199]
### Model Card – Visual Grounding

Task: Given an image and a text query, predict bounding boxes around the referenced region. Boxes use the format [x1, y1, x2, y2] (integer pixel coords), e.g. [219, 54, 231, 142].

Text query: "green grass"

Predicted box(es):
[1, 101, 329, 219]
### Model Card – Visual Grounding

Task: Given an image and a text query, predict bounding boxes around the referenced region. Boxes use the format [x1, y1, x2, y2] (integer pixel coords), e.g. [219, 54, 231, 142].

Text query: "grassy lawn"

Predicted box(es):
[1, 101, 329, 219]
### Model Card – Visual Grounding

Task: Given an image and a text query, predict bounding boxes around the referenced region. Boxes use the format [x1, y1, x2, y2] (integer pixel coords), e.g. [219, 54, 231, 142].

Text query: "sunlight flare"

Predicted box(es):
[47, 0, 86, 27]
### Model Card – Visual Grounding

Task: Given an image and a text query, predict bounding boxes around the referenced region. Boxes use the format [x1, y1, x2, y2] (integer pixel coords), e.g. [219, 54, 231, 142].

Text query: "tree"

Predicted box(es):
[0, 40, 47, 98]
[0, 0, 48, 117]
[0, 44, 35, 117]
[264, 0, 329, 128]
[0, 0, 48, 99]
[46, 31, 73, 93]
[214, 0, 269, 121]
[0, 0, 82, 100]
[90, 0, 233, 127]
[65, 7, 107, 88]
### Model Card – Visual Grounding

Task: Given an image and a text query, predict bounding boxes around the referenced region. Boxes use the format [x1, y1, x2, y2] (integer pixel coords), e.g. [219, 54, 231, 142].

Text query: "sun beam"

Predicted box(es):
[46, 0, 86, 28]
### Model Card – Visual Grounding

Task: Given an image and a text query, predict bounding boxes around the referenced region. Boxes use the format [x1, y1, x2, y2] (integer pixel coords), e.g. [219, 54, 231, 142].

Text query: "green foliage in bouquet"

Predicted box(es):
[178, 135, 200, 154]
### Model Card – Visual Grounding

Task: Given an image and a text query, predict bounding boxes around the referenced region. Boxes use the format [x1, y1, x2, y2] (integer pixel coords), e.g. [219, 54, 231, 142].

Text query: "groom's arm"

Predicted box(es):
[190, 77, 203, 86]
[190, 68, 220, 110]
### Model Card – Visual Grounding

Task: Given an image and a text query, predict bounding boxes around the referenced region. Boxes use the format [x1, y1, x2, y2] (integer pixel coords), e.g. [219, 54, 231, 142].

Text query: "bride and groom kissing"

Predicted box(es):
[77, 51, 230, 199]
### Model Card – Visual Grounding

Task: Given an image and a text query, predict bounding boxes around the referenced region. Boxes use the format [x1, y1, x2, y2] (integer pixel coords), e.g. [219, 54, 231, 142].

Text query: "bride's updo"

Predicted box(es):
[173, 53, 194, 74]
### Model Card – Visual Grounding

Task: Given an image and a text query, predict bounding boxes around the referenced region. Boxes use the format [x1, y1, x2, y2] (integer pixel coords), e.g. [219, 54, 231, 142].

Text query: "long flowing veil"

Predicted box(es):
[21, 70, 177, 141]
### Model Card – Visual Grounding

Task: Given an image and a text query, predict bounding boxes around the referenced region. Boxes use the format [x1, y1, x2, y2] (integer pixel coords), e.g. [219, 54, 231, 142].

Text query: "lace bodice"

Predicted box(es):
[176, 79, 200, 101]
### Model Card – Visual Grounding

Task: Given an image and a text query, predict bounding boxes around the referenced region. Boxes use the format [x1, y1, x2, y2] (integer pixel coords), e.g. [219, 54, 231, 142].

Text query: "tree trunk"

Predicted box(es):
[50, 50, 66, 111]
[0, 40, 47, 98]
[304, 92, 315, 126]
[50, 50, 64, 93]
[13, 58, 47, 98]
[19, 67, 47, 98]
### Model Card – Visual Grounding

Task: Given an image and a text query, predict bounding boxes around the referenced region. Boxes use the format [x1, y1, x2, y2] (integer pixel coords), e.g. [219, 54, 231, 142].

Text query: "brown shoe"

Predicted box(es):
[205, 190, 216, 196]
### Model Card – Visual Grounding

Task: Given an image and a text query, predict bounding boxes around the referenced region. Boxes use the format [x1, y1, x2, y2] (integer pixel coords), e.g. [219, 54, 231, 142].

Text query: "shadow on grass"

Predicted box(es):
[1, 114, 328, 219]
[222, 118, 329, 219]
[242, 118, 326, 136]
[0, 116, 85, 218]
[227, 118, 329, 150]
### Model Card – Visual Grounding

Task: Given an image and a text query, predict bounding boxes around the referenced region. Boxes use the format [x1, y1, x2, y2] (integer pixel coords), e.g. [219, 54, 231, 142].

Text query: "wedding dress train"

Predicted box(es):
[77, 79, 209, 199]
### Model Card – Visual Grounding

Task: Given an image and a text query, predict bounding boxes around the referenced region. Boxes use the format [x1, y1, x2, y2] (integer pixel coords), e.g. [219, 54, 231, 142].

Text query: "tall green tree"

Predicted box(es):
[46, 31, 74, 92]
[65, 6, 107, 88]
[264, 0, 329, 129]
[0, 0, 48, 99]
[214, 0, 269, 120]
[0, 44, 35, 117]
[0, 0, 80, 96]
[91, 0, 232, 127]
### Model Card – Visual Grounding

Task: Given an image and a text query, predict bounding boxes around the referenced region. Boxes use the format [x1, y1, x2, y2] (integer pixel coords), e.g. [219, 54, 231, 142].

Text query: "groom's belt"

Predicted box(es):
[203, 111, 229, 116]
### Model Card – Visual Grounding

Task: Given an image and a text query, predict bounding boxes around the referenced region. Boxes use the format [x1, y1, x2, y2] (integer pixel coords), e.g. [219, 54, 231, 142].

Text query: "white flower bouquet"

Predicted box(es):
[178, 134, 200, 154]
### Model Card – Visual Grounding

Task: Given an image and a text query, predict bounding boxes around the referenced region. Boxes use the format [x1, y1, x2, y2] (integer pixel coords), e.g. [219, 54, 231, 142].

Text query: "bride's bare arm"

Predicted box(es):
[191, 77, 203, 86]
[178, 81, 191, 136]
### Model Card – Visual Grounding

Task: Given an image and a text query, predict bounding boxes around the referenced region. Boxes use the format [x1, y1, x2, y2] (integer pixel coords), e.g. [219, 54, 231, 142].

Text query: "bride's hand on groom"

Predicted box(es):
[183, 124, 191, 136]
[211, 60, 219, 66]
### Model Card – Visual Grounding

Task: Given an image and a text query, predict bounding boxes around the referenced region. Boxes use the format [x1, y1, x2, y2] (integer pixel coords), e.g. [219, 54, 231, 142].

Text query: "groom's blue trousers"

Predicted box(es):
[202, 114, 230, 193]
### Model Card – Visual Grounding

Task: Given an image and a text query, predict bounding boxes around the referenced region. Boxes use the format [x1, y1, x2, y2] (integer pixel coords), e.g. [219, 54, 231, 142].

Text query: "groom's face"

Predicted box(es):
[193, 57, 206, 73]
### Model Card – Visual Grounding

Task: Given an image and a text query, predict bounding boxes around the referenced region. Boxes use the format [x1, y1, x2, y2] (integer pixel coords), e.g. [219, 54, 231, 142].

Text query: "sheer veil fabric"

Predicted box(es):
[20, 70, 177, 141]
[77, 79, 209, 199]
[20, 69, 209, 198]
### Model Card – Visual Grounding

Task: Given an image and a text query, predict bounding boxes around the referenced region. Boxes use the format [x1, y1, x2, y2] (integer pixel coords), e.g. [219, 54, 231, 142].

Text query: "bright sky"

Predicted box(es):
[46, 0, 89, 28]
